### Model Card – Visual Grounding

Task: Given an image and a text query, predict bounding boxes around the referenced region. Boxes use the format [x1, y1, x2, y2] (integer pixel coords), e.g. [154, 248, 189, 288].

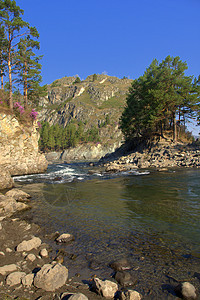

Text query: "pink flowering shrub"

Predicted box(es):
[14, 102, 25, 115]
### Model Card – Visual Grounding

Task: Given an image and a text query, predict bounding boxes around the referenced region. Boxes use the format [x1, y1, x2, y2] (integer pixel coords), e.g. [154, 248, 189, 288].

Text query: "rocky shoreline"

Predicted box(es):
[100, 141, 200, 173]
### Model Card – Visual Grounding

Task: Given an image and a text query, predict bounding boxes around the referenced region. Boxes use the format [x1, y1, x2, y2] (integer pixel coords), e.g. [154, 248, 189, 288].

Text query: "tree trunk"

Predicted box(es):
[8, 36, 13, 111]
[173, 112, 177, 142]
[24, 61, 28, 108]
[1, 68, 3, 90]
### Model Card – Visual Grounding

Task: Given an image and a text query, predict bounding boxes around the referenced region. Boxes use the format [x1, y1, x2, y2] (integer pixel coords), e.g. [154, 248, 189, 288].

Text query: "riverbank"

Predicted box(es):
[100, 141, 200, 172]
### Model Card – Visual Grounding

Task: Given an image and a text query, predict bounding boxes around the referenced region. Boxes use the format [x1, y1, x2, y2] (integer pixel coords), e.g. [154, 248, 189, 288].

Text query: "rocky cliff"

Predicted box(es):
[0, 113, 48, 189]
[38, 74, 133, 158]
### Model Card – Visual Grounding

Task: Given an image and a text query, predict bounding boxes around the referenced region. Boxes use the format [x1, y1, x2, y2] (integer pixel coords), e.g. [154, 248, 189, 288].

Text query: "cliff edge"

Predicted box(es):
[0, 113, 48, 189]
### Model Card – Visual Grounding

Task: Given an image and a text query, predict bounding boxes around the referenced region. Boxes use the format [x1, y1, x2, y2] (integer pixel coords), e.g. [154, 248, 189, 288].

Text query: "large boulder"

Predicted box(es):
[0, 195, 29, 217]
[34, 263, 68, 291]
[5, 188, 31, 202]
[6, 271, 26, 286]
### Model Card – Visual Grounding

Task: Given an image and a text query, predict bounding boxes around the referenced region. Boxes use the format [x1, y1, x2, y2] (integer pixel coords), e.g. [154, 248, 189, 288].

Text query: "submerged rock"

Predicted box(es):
[56, 233, 74, 243]
[115, 271, 137, 287]
[110, 258, 131, 271]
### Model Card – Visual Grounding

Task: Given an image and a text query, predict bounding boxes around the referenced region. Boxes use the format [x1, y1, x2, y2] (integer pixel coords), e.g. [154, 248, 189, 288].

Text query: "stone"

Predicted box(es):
[40, 248, 48, 258]
[22, 273, 34, 287]
[120, 289, 142, 300]
[6, 248, 12, 253]
[26, 253, 36, 262]
[0, 264, 18, 275]
[0, 196, 29, 216]
[34, 263, 68, 291]
[175, 282, 197, 299]
[6, 271, 26, 286]
[110, 258, 131, 271]
[16, 236, 42, 252]
[5, 189, 31, 202]
[65, 293, 88, 300]
[0, 251, 5, 256]
[92, 277, 118, 298]
[115, 271, 136, 287]
[56, 233, 74, 243]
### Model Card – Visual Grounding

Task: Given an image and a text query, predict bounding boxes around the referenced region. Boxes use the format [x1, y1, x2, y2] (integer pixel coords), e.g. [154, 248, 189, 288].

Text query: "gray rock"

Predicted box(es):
[175, 282, 197, 299]
[56, 233, 74, 243]
[34, 263, 68, 291]
[120, 289, 142, 300]
[92, 277, 118, 298]
[16, 236, 42, 252]
[0, 264, 18, 275]
[6, 271, 26, 286]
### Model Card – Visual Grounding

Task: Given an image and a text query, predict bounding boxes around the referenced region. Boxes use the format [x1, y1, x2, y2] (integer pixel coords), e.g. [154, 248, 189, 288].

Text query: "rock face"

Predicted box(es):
[0, 113, 48, 189]
[38, 75, 132, 159]
[34, 263, 68, 291]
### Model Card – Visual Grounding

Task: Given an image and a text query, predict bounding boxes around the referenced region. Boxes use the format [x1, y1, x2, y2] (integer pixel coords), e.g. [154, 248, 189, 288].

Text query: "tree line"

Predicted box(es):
[0, 0, 46, 112]
[39, 121, 101, 151]
[120, 56, 200, 142]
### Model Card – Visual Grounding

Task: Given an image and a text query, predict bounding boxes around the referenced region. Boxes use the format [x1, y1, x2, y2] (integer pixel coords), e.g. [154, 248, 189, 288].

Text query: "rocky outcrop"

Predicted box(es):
[0, 113, 48, 189]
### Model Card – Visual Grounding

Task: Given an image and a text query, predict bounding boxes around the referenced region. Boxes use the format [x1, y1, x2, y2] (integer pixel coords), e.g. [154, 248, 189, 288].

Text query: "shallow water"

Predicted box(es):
[14, 164, 200, 298]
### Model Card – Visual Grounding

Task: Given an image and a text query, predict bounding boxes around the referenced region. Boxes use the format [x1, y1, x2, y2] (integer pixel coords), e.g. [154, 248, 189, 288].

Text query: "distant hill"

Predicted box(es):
[38, 74, 133, 150]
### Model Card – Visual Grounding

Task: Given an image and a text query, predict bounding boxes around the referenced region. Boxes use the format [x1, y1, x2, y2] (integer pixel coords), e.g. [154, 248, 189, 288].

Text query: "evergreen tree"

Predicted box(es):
[0, 25, 7, 90]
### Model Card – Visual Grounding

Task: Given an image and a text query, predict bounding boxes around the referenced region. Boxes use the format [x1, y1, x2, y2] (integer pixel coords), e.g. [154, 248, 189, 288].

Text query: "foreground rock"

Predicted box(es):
[0, 194, 29, 218]
[34, 263, 69, 291]
[56, 233, 75, 243]
[16, 236, 42, 252]
[6, 271, 26, 286]
[92, 277, 118, 298]
[5, 188, 31, 202]
[0, 264, 18, 275]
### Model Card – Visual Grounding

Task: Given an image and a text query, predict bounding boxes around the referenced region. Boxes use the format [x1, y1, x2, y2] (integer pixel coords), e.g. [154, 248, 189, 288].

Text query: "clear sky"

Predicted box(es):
[16, 0, 200, 134]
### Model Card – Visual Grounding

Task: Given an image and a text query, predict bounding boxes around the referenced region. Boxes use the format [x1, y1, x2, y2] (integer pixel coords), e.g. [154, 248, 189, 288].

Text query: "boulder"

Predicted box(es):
[0, 264, 18, 275]
[175, 282, 197, 299]
[40, 248, 49, 258]
[6, 271, 26, 286]
[0, 196, 29, 217]
[56, 233, 74, 243]
[34, 263, 68, 291]
[22, 273, 34, 287]
[26, 253, 36, 262]
[5, 189, 31, 202]
[120, 289, 142, 300]
[16, 236, 42, 252]
[92, 277, 118, 298]
[0, 168, 14, 190]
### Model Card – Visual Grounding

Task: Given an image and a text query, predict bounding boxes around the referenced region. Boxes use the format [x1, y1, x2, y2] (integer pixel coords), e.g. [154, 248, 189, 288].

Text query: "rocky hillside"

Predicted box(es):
[0, 113, 48, 189]
[38, 74, 133, 151]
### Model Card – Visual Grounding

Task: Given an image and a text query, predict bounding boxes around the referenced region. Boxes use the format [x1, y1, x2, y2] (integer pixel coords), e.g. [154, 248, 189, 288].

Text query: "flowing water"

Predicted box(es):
[14, 163, 200, 298]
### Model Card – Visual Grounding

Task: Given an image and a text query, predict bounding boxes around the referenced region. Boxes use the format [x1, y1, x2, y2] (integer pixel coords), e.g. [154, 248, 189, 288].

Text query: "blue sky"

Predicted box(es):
[16, 0, 200, 134]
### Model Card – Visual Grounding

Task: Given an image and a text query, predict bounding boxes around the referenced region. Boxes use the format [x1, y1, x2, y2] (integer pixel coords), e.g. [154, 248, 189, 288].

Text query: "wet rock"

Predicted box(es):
[5, 189, 31, 202]
[21, 273, 34, 287]
[56, 233, 74, 243]
[115, 271, 137, 287]
[0, 264, 18, 275]
[92, 277, 118, 298]
[110, 258, 131, 271]
[6, 271, 26, 286]
[34, 263, 68, 291]
[16, 236, 42, 252]
[120, 289, 142, 300]
[40, 248, 48, 258]
[175, 282, 197, 299]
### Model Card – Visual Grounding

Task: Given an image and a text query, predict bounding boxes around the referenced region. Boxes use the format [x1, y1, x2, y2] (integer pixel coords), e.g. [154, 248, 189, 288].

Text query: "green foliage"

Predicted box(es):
[74, 76, 81, 84]
[93, 73, 97, 81]
[120, 56, 200, 142]
[39, 120, 101, 151]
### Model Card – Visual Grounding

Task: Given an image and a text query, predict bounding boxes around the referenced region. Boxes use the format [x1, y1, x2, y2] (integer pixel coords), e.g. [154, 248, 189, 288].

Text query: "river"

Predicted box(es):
[14, 163, 200, 298]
